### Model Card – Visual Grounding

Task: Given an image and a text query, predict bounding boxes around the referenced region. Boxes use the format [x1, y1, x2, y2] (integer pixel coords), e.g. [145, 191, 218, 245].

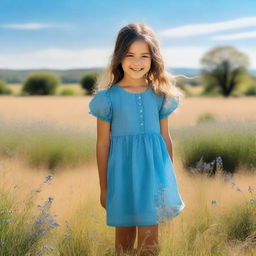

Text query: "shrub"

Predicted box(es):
[175, 121, 256, 174]
[0, 80, 12, 95]
[245, 85, 256, 96]
[22, 72, 60, 96]
[80, 73, 97, 94]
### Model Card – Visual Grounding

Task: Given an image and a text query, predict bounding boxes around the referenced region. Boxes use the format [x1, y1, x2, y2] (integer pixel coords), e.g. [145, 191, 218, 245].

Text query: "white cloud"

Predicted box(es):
[0, 48, 113, 69]
[0, 46, 255, 69]
[161, 46, 211, 68]
[0, 23, 71, 30]
[211, 30, 256, 40]
[158, 16, 256, 38]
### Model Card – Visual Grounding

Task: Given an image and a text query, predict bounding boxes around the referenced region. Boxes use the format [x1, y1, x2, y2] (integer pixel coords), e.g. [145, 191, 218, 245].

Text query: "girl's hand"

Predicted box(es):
[100, 190, 107, 210]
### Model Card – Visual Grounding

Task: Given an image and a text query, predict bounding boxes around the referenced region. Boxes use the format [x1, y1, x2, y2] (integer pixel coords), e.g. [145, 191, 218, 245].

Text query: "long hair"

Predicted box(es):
[94, 23, 189, 106]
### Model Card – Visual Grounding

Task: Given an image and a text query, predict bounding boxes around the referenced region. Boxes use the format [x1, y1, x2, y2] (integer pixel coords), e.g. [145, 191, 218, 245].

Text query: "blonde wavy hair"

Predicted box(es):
[93, 23, 192, 107]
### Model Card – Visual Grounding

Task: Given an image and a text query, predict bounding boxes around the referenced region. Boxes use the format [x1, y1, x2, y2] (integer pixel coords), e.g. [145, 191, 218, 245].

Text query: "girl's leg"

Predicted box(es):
[115, 226, 137, 255]
[137, 224, 159, 256]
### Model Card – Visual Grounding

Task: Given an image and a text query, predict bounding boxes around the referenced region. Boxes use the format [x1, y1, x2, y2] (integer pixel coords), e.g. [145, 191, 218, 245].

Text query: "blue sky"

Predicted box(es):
[1, 0, 256, 69]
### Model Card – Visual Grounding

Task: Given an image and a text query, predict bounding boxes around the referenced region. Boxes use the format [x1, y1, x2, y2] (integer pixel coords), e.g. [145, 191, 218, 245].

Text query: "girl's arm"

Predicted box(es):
[96, 118, 111, 192]
[160, 117, 174, 162]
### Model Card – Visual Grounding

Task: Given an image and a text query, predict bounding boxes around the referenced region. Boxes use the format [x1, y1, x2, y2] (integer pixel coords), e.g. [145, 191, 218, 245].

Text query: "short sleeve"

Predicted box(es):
[88, 90, 112, 123]
[159, 95, 179, 119]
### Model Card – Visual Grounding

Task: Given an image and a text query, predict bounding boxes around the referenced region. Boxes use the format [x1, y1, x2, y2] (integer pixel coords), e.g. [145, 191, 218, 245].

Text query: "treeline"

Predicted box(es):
[0, 68, 102, 84]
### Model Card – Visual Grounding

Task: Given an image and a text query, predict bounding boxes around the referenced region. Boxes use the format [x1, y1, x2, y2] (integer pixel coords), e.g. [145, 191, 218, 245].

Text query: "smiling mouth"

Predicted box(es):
[130, 68, 143, 71]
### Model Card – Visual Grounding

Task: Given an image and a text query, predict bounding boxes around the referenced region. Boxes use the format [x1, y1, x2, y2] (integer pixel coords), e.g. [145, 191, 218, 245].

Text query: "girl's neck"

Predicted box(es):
[118, 78, 148, 87]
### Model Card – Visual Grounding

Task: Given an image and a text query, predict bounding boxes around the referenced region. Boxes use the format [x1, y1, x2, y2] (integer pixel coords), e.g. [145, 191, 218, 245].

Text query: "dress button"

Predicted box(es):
[138, 96, 141, 99]
[138, 102, 142, 105]
[140, 122, 143, 126]
[140, 109, 143, 112]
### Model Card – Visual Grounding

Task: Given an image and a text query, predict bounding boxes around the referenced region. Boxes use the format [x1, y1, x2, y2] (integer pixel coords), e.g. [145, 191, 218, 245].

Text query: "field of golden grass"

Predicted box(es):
[1, 95, 256, 131]
[0, 94, 256, 254]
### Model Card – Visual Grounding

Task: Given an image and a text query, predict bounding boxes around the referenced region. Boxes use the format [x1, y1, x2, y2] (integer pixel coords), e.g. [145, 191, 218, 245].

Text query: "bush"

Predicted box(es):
[80, 73, 97, 94]
[245, 85, 256, 96]
[22, 72, 60, 96]
[0, 80, 12, 95]
[175, 121, 256, 174]
[60, 88, 75, 96]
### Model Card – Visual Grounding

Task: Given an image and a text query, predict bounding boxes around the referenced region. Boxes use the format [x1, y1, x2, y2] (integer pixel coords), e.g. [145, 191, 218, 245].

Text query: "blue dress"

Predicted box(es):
[88, 83, 185, 227]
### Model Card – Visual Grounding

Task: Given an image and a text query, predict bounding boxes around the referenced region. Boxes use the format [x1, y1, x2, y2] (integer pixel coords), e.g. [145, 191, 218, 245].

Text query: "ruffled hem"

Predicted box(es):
[88, 110, 111, 123]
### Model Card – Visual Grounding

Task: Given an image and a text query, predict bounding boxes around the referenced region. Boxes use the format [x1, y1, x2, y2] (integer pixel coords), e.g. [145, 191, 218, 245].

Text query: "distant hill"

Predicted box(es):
[0, 67, 255, 84]
[0, 68, 102, 84]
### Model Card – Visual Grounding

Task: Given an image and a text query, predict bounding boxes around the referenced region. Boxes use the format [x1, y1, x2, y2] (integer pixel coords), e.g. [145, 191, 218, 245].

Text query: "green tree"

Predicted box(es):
[0, 80, 12, 95]
[200, 46, 250, 97]
[80, 73, 97, 95]
[22, 72, 60, 95]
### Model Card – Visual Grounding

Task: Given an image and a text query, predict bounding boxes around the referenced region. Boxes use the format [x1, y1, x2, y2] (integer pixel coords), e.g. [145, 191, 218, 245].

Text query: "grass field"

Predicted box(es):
[0, 92, 256, 255]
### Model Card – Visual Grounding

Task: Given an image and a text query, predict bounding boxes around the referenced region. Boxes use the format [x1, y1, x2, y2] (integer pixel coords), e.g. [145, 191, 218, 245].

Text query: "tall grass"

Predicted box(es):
[0, 175, 60, 256]
[0, 121, 95, 171]
[1, 156, 256, 255]
[174, 120, 256, 174]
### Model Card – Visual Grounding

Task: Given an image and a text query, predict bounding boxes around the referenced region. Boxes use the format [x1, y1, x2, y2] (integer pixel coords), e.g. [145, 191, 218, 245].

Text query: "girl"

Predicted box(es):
[88, 23, 185, 256]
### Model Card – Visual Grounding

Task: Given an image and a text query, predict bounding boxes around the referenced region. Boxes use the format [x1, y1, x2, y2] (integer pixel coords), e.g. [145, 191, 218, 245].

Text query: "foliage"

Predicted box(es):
[0, 80, 12, 95]
[200, 46, 250, 97]
[80, 73, 97, 94]
[22, 72, 60, 95]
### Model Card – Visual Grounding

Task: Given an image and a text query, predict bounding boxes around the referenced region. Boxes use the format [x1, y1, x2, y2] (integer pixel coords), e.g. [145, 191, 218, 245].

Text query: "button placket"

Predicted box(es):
[137, 95, 144, 128]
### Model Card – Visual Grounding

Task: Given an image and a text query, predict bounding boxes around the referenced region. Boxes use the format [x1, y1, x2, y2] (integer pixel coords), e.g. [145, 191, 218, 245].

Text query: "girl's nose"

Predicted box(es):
[132, 57, 143, 64]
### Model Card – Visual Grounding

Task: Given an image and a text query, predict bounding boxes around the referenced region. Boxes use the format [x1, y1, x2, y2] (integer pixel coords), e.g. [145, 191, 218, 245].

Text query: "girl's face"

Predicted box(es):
[121, 40, 151, 82]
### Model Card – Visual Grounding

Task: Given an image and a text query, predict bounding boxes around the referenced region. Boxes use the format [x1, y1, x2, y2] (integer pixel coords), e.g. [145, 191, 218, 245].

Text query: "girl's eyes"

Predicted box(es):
[126, 55, 150, 58]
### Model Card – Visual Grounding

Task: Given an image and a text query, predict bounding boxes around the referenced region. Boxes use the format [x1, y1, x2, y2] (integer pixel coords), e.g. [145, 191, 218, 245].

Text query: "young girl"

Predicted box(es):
[88, 23, 185, 256]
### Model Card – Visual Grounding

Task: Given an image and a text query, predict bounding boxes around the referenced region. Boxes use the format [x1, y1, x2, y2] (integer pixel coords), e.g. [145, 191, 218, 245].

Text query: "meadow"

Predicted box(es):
[0, 88, 256, 255]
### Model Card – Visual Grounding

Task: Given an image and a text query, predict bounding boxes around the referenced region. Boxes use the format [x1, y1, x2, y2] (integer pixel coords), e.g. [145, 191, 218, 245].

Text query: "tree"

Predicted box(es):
[200, 46, 250, 97]
[22, 72, 60, 96]
[80, 73, 97, 95]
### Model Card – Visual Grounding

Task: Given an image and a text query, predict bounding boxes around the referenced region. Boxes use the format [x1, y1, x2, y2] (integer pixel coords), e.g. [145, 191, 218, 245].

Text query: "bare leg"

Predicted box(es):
[137, 224, 159, 256]
[115, 226, 137, 256]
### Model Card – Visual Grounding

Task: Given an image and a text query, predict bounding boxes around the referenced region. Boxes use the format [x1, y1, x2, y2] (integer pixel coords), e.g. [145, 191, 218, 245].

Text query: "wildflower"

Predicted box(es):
[35, 253, 44, 256]
[236, 188, 241, 192]
[51, 221, 60, 227]
[35, 189, 41, 193]
[8, 210, 14, 214]
[47, 197, 54, 203]
[231, 182, 236, 187]
[211, 200, 217, 204]
[0, 239, 4, 247]
[248, 186, 254, 193]
[44, 175, 53, 183]
[250, 199, 256, 204]
[5, 219, 13, 224]
[216, 156, 223, 164]
[43, 245, 56, 251]
[35, 219, 44, 226]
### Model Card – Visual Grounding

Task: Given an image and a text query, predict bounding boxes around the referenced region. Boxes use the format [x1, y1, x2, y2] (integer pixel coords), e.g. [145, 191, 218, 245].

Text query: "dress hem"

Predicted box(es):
[107, 203, 185, 227]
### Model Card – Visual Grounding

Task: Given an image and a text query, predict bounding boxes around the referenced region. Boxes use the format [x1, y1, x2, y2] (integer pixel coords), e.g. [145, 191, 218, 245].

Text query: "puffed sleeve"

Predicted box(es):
[159, 95, 179, 119]
[88, 90, 113, 123]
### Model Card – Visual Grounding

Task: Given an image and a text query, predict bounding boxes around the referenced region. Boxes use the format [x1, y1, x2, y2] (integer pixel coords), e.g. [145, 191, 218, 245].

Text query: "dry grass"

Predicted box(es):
[0, 94, 256, 254]
[0, 95, 256, 132]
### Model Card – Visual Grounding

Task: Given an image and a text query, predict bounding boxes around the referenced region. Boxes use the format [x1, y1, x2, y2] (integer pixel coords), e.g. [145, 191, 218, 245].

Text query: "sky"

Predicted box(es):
[0, 0, 256, 70]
